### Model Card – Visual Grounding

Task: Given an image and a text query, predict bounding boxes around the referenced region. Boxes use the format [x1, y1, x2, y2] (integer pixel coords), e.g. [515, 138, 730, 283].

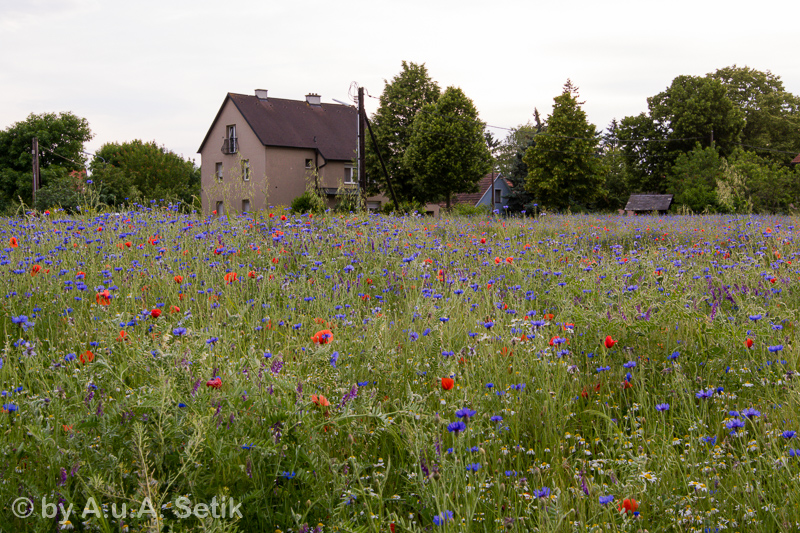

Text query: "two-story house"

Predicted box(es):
[198, 90, 358, 215]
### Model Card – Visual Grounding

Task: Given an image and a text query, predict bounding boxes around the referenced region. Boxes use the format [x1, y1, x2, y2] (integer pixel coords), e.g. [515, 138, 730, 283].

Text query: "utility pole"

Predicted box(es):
[357, 86, 366, 210]
[32, 138, 39, 206]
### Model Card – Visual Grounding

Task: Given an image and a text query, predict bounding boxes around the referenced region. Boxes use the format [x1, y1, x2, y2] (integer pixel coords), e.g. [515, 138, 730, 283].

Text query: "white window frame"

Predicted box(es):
[241, 159, 250, 181]
[242, 199, 250, 213]
[215, 162, 223, 181]
[344, 164, 355, 184]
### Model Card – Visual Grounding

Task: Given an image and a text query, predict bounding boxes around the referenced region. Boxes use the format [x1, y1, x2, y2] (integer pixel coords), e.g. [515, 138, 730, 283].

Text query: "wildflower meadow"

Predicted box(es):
[1, 207, 799, 533]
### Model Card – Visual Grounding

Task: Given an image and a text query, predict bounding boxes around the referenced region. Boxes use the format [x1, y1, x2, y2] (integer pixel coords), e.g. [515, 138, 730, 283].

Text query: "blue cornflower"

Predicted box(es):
[490, 415, 503, 422]
[655, 403, 670, 412]
[749, 314, 762, 321]
[483, 321, 494, 329]
[330, 351, 339, 368]
[409, 331, 419, 341]
[726, 418, 745, 430]
[741, 407, 761, 418]
[533, 487, 551, 499]
[466, 463, 481, 472]
[173, 327, 187, 336]
[599, 495, 614, 505]
[439, 317, 449, 323]
[623, 361, 637, 369]
[769, 345, 784, 352]
[455, 408, 476, 419]
[447, 421, 466, 434]
[696, 389, 714, 399]
[486, 383, 494, 389]
[64, 353, 76, 362]
[281, 471, 296, 480]
[3, 404, 18, 412]
[782, 430, 796, 439]
[789, 449, 800, 457]
[433, 510, 453, 526]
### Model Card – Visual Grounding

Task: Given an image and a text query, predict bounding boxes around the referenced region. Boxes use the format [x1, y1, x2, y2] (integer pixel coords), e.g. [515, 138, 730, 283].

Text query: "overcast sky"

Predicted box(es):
[2, 0, 798, 164]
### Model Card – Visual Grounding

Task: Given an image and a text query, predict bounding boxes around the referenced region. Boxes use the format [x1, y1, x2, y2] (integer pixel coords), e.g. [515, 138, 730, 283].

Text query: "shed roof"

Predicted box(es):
[624, 194, 674, 212]
[198, 93, 357, 161]
[792, 153, 800, 165]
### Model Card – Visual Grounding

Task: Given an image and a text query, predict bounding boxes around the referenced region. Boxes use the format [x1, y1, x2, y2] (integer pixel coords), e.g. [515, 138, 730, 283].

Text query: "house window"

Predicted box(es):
[224, 125, 237, 154]
[242, 199, 250, 213]
[305, 158, 313, 169]
[215, 201, 224, 216]
[494, 189, 501, 204]
[241, 159, 250, 181]
[344, 165, 355, 184]
[366, 201, 381, 213]
[215, 162, 223, 181]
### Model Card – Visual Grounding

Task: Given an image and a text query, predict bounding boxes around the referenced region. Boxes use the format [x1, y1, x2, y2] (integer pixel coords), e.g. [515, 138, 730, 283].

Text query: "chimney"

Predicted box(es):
[255, 89, 268, 100]
[305, 93, 321, 106]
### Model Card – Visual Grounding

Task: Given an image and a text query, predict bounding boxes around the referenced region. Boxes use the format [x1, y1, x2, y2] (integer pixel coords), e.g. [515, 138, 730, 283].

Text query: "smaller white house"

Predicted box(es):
[450, 173, 512, 211]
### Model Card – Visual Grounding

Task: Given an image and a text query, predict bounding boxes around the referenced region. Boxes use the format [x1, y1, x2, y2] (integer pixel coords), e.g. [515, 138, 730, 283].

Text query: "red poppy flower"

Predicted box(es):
[390, 523, 396, 533]
[116, 330, 128, 342]
[247, 270, 256, 278]
[544, 313, 554, 320]
[494, 257, 501, 264]
[96, 290, 111, 306]
[311, 394, 330, 407]
[480, 238, 486, 244]
[618, 498, 638, 514]
[206, 377, 222, 389]
[174, 275, 183, 284]
[170, 305, 180, 313]
[622, 380, 632, 389]
[441, 377, 454, 390]
[505, 257, 513, 264]
[604, 336, 617, 349]
[30, 265, 41, 276]
[150, 308, 161, 318]
[745, 338, 754, 348]
[76, 271, 85, 279]
[312, 329, 333, 345]
[9, 237, 18, 248]
[280, 215, 287, 221]
[125, 241, 132, 248]
[212, 210, 217, 215]
[224, 272, 238, 283]
[80, 350, 94, 364]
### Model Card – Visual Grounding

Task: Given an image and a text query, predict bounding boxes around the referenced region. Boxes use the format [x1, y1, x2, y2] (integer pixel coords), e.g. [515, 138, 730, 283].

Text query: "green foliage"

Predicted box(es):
[32, 168, 86, 212]
[404, 86, 492, 208]
[89, 140, 200, 208]
[618, 75, 745, 193]
[366, 61, 441, 203]
[710, 65, 800, 165]
[379, 198, 425, 215]
[447, 202, 491, 217]
[668, 144, 724, 213]
[723, 150, 800, 213]
[498, 113, 545, 213]
[290, 191, 324, 214]
[523, 81, 605, 211]
[0, 111, 92, 207]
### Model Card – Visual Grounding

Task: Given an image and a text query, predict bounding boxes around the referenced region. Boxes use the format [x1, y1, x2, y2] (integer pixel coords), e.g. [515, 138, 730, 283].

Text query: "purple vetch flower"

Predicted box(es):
[340, 384, 358, 407]
[270, 357, 284, 375]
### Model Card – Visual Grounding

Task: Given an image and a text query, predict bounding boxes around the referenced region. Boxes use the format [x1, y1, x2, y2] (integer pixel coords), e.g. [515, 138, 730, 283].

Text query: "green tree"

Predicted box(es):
[523, 81, 604, 211]
[723, 149, 800, 213]
[89, 140, 200, 207]
[710, 65, 800, 164]
[0, 111, 92, 209]
[404, 87, 492, 209]
[668, 144, 724, 213]
[503, 110, 545, 213]
[617, 75, 745, 193]
[596, 119, 632, 210]
[366, 61, 441, 202]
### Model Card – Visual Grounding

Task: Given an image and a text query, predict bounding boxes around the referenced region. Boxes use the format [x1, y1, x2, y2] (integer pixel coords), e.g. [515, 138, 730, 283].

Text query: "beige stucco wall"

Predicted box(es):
[200, 99, 268, 216]
[200, 99, 358, 215]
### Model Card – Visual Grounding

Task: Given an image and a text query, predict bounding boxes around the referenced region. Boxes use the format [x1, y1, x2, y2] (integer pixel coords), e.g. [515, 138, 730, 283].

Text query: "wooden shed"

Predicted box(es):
[623, 194, 673, 215]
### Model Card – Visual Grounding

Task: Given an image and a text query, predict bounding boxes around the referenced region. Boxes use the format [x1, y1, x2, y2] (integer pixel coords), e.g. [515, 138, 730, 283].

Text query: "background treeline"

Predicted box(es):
[0, 112, 199, 213]
[366, 64, 800, 215]
[2, 64, 797, 215]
